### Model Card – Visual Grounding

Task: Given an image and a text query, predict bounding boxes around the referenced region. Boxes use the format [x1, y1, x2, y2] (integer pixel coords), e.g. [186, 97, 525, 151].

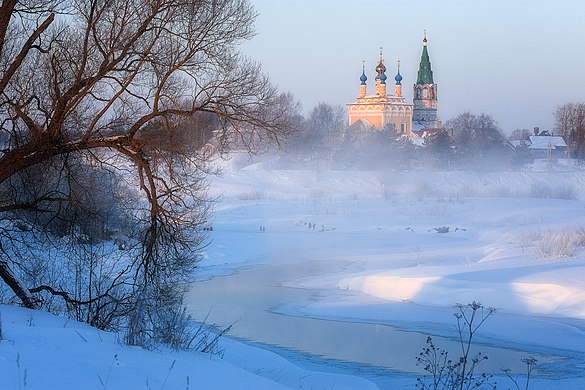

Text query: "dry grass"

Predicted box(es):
[236, 190, 266, 201]
[528, 183, 579, 200]
[512, 227, 585, 259]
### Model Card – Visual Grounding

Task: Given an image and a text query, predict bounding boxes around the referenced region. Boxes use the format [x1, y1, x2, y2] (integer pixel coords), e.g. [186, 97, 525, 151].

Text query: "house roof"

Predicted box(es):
[507, 140, 526, 148]
[528, 135, 567, 150]
[409, 135, 425, 147]
[412, 127, 445, 138]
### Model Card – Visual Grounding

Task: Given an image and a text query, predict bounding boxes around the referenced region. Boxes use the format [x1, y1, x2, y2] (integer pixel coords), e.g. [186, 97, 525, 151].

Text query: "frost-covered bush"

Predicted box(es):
[512, 227, 585, 259]
[237, 190, 266, 200]
[535, 228, 585, 258]
[488, 185, 515, 198]
[528, 183, 579, 200]
[125, 284, 191, 349]
[414, 182, 438, 202]
[382, 184, 398, 200]
[528, 183, 552, 199]
[124, 283, 228, 355]
[309, 188, 327, 199]
[511, 229, 545, 249]
[554, 185, 579, 200]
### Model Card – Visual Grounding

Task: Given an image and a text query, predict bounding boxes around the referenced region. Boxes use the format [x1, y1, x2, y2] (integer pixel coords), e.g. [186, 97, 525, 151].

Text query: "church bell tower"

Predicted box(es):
[413, 31, 438, 126]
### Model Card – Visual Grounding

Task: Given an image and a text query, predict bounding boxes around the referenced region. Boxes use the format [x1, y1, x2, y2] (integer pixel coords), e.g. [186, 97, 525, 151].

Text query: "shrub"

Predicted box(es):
[416, 302, 496, 390]
[503, 357, 538, 390]
[416, 302, 540, 390]
[536, 228, 585, 258]
[512, 227, 585, 259]
[237, 190, 266, 200]
[528, 183, 578, 200]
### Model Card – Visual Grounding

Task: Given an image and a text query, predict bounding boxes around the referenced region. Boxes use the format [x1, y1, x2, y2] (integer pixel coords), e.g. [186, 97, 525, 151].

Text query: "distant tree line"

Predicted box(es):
[279, 105, 514, 171]
[281, 100, 585, 171]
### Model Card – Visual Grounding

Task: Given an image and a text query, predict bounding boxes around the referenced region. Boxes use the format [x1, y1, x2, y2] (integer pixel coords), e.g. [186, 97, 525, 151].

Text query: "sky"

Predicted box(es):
[243, 0, 585, 133]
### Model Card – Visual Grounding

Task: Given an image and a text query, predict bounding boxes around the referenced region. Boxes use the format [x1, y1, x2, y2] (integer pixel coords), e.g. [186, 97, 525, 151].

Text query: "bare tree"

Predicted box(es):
[554, 102, 585, 158]
[423, 129, 454, 169]
[445, 112, 506, 167]
[283, 102, 344, 167]
[307, 103, 345, 142]
[509, 129, 532, 141]
[0, 0, 293, 309]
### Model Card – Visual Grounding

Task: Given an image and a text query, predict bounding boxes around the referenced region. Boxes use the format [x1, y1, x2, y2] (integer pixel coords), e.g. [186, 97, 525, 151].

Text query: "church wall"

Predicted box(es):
[348, 103, 413, 136]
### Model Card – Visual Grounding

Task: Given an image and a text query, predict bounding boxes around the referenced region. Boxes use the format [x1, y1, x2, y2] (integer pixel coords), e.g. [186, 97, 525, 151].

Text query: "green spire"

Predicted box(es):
[416, 31, 434, 85]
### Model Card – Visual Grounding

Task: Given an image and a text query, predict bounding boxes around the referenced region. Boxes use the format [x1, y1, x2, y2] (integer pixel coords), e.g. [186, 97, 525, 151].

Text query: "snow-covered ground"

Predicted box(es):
[187, 154, 585, 389]
[2, 154, 585, 389]
[0, 303, 374, 389]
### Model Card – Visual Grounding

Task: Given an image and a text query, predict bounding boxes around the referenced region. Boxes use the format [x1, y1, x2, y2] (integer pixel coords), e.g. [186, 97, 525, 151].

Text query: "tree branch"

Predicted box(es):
[0, 12, 55, 95]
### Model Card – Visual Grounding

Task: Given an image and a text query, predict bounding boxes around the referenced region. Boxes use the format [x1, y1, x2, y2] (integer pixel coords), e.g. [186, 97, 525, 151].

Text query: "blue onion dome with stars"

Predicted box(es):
[360, 63, 367, 85]
[380, 72, 387, 83]
[395, 60, 402, 85]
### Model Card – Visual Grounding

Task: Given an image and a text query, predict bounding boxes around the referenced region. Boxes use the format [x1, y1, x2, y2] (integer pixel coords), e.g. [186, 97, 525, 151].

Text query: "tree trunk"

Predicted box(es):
[0, 257, 36, 308]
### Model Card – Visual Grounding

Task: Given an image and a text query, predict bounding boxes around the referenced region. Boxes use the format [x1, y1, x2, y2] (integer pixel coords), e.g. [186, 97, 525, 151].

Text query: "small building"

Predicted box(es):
[528, 135, 567, 159]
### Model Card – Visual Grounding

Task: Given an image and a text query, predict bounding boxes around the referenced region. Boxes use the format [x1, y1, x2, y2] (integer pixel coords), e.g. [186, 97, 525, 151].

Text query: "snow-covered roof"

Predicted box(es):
[347, 118, 375, 131]
[411, 127, 446, 139]
[528, 135, 567, 150]
[409, 135, 425, 146]
[507, 139, 526, 148]
[412, 123, 426, 132]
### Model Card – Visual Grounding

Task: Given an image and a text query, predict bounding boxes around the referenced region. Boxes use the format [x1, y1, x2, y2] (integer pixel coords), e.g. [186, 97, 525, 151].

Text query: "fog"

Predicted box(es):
[182, 147, 585, 388]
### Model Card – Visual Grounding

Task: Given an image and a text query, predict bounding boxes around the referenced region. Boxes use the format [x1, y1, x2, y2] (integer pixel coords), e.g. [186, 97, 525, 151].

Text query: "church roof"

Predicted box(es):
[416, 35, 434, 85]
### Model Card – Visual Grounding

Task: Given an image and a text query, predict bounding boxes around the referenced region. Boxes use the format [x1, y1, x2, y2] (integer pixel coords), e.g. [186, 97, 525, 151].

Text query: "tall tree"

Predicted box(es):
[554, 103, 585, 158]
[424, 129, 454, 169]
[0, 0, 293, 309]
[307, 103, 345, 145]
[509, 128, 532, 141]
[306, 102, 345, 166]
[445, 111, 505, 166]
[283, 102, 344, 167]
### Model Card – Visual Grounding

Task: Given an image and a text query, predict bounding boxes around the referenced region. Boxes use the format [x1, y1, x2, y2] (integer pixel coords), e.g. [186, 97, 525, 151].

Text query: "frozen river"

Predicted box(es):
[185, 257, 557, 384]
